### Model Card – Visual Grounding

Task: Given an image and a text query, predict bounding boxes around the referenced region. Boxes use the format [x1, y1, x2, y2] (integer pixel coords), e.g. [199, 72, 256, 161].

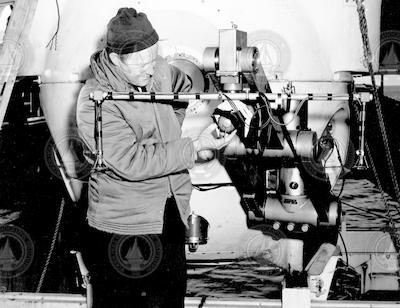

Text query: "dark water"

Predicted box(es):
[336, 179, 400, 231]
[187, 261, 283, 299]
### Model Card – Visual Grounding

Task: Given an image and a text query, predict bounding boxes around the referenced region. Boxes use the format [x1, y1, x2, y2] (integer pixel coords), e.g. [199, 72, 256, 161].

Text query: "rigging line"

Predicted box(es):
[356, 0, 400, 212]
[36, 198, 65, 292]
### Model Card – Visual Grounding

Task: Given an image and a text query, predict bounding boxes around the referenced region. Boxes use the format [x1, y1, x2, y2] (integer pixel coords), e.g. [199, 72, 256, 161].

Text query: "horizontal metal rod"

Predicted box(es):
[95, 91, 371, 103]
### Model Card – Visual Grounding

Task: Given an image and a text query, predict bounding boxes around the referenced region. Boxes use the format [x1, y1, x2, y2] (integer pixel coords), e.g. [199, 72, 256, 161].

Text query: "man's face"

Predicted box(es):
[117, 43, 158, 87]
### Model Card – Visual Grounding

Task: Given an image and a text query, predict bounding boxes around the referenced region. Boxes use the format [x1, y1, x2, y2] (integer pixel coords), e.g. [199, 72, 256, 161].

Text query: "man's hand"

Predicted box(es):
[192, 123, 237, 153]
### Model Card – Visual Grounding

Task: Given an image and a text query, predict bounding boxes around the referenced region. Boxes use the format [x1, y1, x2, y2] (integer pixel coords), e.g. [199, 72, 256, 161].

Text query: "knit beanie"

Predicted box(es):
[106, 8, 159, 54]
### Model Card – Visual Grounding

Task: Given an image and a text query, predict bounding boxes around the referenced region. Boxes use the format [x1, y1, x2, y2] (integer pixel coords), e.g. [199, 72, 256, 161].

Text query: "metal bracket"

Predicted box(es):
[89, 91, 107, 171]
[353, 92, 369, 170]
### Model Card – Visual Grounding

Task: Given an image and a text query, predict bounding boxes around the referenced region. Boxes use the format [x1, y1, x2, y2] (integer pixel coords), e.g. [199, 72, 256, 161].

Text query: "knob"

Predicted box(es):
[301, 224, 309, 232]
[272, 221, 281, 230]
[287, 223, 295, 232]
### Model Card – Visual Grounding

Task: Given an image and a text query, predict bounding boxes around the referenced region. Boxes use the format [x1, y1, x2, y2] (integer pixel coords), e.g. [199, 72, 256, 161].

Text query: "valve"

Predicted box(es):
[185, 213, 209, 253]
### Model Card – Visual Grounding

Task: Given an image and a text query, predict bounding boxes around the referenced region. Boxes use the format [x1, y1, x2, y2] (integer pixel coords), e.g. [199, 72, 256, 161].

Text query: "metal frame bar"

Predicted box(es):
[0, 293, 399, 308]
[102, 91, 363, 102]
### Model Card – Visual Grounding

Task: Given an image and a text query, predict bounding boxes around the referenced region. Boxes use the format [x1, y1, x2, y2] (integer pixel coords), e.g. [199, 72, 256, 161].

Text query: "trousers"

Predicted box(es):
[81, 197, 187, 308]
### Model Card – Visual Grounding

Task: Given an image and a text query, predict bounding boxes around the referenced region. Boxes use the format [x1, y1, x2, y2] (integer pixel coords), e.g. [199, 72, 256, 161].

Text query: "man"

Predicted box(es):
[76, 7, 235, 308]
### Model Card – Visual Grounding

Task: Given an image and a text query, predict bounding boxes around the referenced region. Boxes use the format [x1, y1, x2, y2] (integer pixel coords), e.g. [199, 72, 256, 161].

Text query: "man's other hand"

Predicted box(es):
[192, 123, 237, 153]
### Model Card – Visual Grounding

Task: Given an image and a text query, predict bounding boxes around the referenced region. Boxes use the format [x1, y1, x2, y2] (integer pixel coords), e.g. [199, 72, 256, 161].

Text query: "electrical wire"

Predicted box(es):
[207, 74, 240, 113]
[337, 177, 346, 199]
[192, 183, 234, 191]
[334, 177, 347, 200]
[322, 145, 336, 170]
[333, 139, 349, 199]
[46, 0, 60, 50]
[208, 73, 306, 131]
[259, 91, 308, 127]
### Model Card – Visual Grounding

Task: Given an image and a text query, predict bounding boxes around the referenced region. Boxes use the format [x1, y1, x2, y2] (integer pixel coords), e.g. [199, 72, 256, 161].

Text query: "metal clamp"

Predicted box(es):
[89, 91, 107, 171]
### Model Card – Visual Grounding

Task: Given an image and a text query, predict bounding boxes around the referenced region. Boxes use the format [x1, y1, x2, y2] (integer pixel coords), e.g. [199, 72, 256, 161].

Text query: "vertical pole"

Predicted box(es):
[94, 99, 105, 169]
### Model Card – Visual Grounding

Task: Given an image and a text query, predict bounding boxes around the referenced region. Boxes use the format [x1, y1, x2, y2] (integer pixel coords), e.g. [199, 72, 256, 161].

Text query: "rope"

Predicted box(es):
[356, 0, 400, 209]
[356, 0, 400, 265]
[36, 198, 65, 292]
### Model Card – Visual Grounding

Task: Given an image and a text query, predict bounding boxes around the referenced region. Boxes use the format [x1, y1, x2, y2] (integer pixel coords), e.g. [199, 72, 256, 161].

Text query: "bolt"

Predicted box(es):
[273, 221, 281, 230]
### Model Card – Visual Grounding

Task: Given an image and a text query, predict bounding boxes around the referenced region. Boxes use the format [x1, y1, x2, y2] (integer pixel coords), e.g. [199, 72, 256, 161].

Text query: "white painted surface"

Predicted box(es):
[282, 288, 311, 308]
[22, 0, 382, 80]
